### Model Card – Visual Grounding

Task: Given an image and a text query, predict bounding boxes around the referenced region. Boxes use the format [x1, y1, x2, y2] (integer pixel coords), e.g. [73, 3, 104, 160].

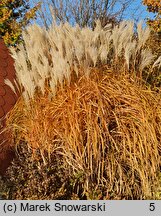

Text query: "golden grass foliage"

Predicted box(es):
[6, 69, 161, 199]
[3, 20, 161, 199]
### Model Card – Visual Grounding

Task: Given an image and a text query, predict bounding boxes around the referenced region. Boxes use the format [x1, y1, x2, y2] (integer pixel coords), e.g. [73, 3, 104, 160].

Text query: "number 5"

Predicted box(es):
[149, 203, 155, 211]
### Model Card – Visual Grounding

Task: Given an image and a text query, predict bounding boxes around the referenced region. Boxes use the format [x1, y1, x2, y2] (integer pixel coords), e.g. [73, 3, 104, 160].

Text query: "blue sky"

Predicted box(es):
[30, 0, 156, 26]
[122, 0, 155, 21]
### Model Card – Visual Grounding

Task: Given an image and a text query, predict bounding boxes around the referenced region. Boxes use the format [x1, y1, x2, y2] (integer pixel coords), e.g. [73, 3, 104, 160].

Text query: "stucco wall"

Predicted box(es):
[0, 39, 20, 175]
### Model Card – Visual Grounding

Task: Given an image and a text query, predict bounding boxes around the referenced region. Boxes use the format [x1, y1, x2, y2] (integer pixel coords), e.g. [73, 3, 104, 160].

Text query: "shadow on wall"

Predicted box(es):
[0, 39, 20, 175]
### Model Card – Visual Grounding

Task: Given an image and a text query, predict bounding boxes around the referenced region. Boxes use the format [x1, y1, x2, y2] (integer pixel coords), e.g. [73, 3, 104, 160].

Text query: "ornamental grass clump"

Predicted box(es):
[5, 69, 161, 199]
[3, 19, 161, 199]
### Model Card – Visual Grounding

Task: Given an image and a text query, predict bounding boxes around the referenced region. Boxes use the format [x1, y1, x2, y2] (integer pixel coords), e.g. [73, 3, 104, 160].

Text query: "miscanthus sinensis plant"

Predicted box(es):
[5, 19, 161, 103]
[4, 19, 161, 199]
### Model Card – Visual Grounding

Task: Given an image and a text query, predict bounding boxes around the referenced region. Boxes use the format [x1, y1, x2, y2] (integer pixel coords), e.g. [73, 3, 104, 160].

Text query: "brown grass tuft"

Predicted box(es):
[6, 67, 161, 199]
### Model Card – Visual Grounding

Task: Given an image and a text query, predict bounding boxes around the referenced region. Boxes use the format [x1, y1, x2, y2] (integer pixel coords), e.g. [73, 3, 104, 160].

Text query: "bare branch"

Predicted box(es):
[36, 0, 136, 28]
